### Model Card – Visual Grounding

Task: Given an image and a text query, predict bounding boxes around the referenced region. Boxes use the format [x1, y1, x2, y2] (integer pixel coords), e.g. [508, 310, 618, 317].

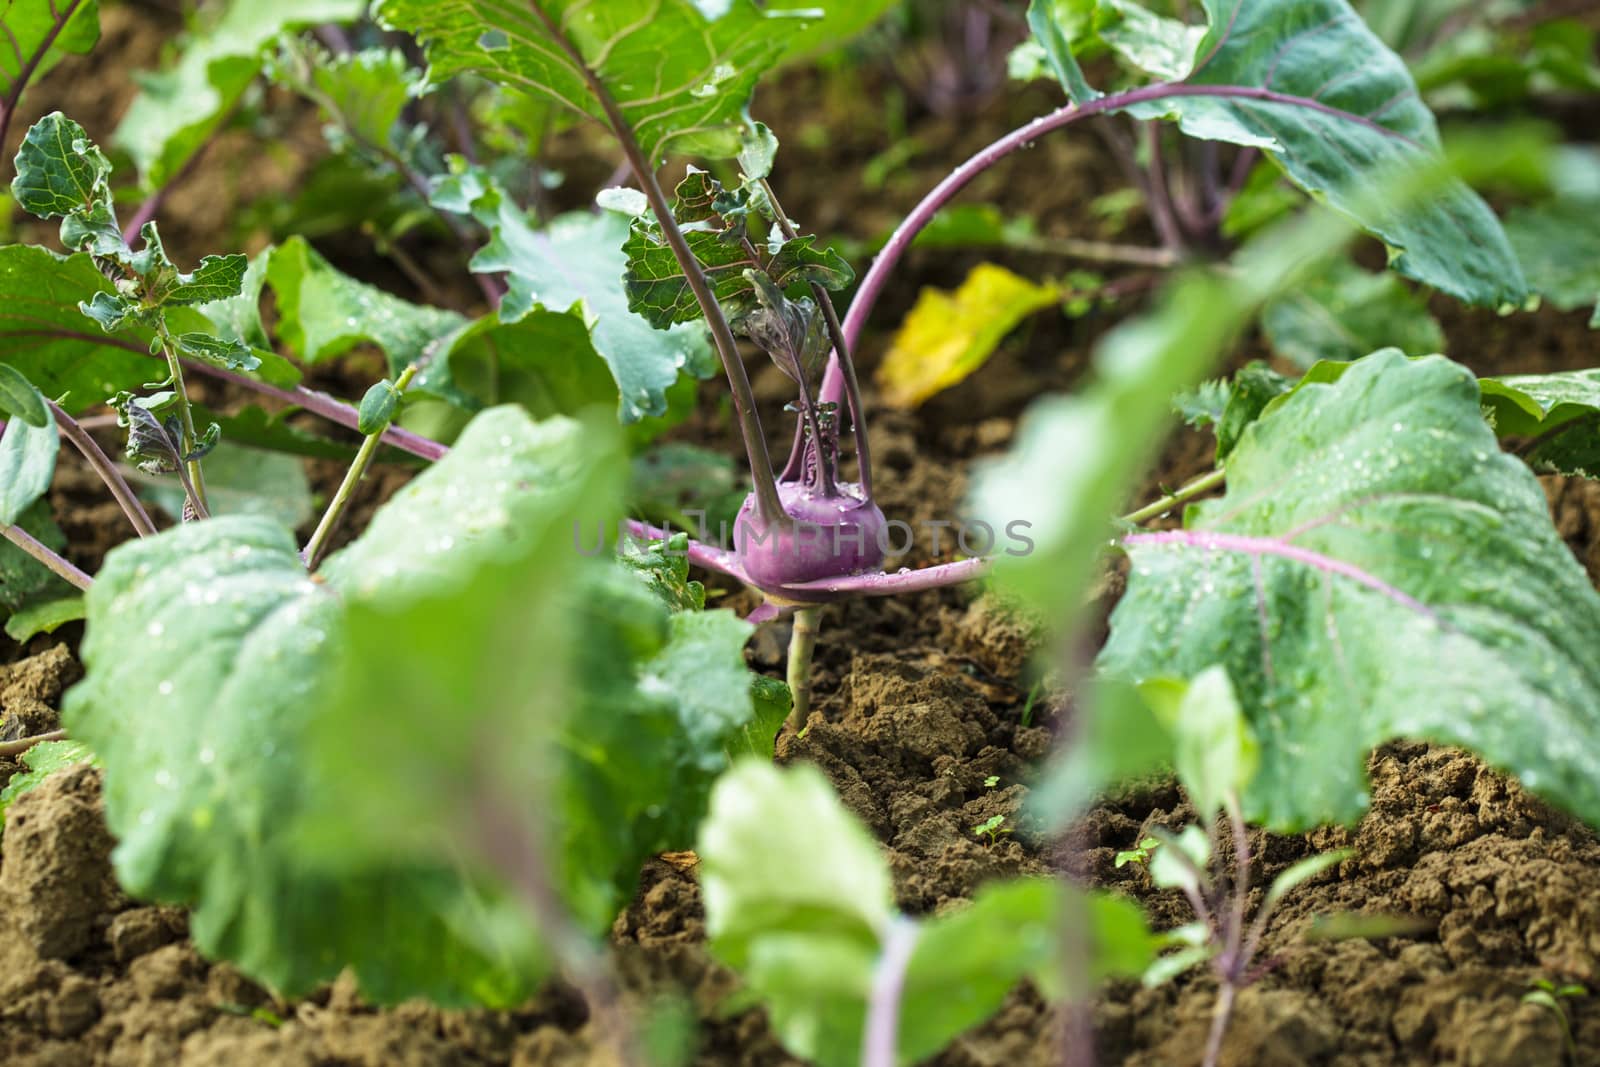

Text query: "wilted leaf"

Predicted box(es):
[877, 263, 1061, 409]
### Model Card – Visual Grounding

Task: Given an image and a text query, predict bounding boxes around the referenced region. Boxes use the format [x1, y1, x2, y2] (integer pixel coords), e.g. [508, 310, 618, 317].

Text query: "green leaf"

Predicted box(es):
[173, 332, 260, 372]
[1148, 666, 1258, 820]
[376, 0, 826, 161]
[1148, 825, 1212, 894]
[699, 760, 1158, 1067]
[468, 204, 714, 421]
[1215, 360, 1292, 461]
[3, 595, 86, 642]
[163, 253, 249, 306]
[0, 364, 49, 427]
[0, 0, 101, 112]
[700, 760, 894, 966]
[0, 394, 59, 525]
[1029, 677, 1174, 828]
[1481, 369, 1600, 478]
[738, 120, 779, 181]
[319, 407, 608, 602]
[1026, 0, 1100, 103]
[629, 442, 745, 533]
[64, 514, 533, 1003]
[1102, 350, 1600, 829]
[10, 111, 110, 219]
[876, 263, 1062, 409]
[1503, 194, 1600, 323]
[1059, 0, 1527, 306]
[112, 0, 366, 191]
[0, 741, 97, 825]
[136, 441, 313, 528]
[969, 273, 1245, 614]
[618, 533, 706, 613]
[266, 236, 467, 373]
[410, 307, 620, 430]
[0, 500, 69, 612]
[1261, 258, 1445, 369]
[897, 880, 1074, 1060]
[270, 44, 419, 152]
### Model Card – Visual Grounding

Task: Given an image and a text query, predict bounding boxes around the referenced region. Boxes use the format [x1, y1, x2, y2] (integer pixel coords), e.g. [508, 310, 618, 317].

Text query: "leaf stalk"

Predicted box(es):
[49, 400, 158, 537]
[521, 1, 785, 524]
[1, 522, 92, 591]
[302, 364, 418, 569]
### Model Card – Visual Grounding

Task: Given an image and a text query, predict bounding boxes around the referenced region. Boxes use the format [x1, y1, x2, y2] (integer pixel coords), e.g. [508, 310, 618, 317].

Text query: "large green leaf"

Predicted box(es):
[377, 0, 828, 160]
[1261, 257, 1445, 368]
[1101, 350, 1600, 829]
[64, 514, 536, 1003]
[136, 441, 313, 528]
[0, 0, 101, 119]
[319, 406, 607, 601]
[112, 0, 365, 191]
[698, 760, 1155, 1067]
[0, 246, 155, 412]
[467, 204, 715, 422]
[0, 499, 68, 613]
[1503, 195, 1600, 326]
[266, 236, 466, 373]
[1032, 0, 1526, 306]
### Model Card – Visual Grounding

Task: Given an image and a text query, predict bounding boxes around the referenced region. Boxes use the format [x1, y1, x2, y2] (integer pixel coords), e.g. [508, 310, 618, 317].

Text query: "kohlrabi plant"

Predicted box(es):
[5, 1, 1600, 1065]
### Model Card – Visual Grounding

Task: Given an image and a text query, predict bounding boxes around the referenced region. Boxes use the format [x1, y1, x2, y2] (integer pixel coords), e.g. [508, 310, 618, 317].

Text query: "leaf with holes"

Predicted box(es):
[1102, 350, 1600, 829]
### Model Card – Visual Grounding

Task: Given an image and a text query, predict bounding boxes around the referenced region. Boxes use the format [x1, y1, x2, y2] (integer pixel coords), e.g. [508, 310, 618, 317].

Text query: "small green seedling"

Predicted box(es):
[1523, 976, 1587, 1059]
[983, 774, 1000, 788]
[971, 814, 1011, 846]
[1115, 836, 1160, 869]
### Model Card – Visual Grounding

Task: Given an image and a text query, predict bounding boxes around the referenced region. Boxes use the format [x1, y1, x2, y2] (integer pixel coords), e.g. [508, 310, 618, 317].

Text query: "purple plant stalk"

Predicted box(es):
[0, 520, 92, 591]
[0, 0, 90, 165]
[860, 918, 921, 1067]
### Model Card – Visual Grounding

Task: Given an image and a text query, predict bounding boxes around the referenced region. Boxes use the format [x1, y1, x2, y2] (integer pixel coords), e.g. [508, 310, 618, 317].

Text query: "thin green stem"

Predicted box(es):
[49, 401, 157, 538]
[1, 523, 92, 591]
[154, 322, 210, 519]
[302, 366, 418, 569]
[785, 607, 821, 732]
[1122, 467, 1226, 526]
[524, 1, 784, 524]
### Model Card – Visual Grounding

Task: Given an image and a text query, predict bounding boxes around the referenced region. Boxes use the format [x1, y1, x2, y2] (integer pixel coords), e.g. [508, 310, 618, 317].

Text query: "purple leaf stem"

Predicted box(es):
[816, 80, 1426, 402]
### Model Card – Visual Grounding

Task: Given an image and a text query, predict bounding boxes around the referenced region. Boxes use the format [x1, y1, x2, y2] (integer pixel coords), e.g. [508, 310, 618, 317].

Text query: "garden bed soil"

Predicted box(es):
[9, 9, 1600, 1065]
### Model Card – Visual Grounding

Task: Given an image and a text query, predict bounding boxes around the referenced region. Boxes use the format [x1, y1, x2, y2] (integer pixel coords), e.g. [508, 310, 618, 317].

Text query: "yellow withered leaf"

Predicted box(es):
[875, 263, 1061, 408]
